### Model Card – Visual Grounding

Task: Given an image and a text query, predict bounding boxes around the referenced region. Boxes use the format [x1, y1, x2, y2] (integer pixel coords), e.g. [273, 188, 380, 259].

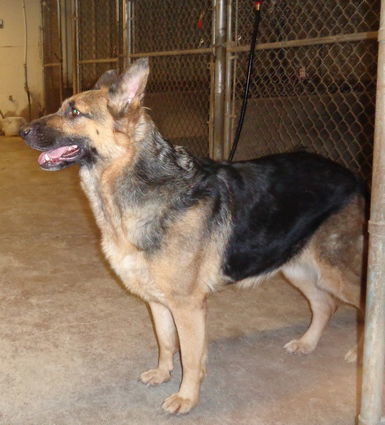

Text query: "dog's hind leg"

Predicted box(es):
[306, 198, 365, 361]
[314, 264, 363, 362]
[282, 196, 365, 358]
[282, 259, 339, 355]
[140, 302, 179, 386]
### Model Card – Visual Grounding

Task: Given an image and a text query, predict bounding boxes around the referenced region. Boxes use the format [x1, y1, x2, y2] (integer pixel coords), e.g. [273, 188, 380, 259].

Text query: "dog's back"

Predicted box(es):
[204, 151, 366, 282]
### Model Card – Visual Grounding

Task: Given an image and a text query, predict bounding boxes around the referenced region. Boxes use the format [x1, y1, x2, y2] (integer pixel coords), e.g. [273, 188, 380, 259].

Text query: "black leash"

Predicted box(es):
[228, 1, 263, 161]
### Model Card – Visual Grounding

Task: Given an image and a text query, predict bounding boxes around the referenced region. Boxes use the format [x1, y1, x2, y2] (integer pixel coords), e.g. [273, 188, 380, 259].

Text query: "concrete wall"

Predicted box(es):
[0, 0, 43, 120]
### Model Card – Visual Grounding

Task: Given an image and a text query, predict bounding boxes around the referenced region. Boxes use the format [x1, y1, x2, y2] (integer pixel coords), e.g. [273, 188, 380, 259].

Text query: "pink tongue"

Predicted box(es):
[38, 146, 74, 165]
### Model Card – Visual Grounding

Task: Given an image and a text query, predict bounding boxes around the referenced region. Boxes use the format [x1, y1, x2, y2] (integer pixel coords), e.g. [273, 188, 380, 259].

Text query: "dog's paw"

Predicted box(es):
[344, 345, 357, 363]
[139, 368, 171, 386]
[284, 339, 315, 355]
[162, 392, 197, 415]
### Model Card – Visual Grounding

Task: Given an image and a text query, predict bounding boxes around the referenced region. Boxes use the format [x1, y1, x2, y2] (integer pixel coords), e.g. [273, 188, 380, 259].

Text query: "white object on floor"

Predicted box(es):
[1, 117, 27, 137]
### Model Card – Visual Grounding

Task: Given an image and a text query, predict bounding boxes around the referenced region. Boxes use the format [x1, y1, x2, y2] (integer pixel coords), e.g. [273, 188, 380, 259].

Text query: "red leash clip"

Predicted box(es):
[255, 1, 263, 10]
[197, 11, 204, 30]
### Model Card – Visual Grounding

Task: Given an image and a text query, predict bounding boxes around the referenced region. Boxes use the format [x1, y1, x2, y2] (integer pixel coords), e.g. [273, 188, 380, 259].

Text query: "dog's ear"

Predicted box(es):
[108, 58, 149, 115]
[93, 69, 118, 89]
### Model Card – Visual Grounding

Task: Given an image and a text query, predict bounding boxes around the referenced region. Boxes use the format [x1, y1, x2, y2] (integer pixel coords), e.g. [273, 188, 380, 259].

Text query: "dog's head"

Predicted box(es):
[20, 58, 149, 171]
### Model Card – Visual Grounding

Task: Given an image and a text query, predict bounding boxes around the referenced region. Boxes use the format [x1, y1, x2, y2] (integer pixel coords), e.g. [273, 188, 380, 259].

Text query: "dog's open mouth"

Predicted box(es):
[38, 145, 81, 170]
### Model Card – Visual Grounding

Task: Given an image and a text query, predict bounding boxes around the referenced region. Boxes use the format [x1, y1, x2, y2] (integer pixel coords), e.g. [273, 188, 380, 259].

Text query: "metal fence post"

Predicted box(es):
[223, 0, 233, 160]
[71, 0, 80, 94]
[212, 0, 226, 160]
[358, 0, 385, 424]
[125, 0, 133, 67]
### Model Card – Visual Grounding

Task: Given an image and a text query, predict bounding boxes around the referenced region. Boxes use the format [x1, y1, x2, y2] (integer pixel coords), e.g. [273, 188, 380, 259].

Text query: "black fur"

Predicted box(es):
[178, 151, 364, 282]
[210, 152, 364, 281]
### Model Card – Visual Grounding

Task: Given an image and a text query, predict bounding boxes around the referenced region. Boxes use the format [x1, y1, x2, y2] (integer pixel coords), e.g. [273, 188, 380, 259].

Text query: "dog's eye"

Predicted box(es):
[70, 107, 81, 118]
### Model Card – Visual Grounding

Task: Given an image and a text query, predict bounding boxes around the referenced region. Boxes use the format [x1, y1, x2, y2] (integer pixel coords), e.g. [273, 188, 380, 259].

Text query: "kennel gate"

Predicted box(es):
[41, 0, 379, 180]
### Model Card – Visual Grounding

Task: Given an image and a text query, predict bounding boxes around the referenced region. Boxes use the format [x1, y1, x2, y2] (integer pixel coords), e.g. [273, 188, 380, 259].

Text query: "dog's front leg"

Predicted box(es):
[140, 301, 178, 385]
[162, 297, 207, 414]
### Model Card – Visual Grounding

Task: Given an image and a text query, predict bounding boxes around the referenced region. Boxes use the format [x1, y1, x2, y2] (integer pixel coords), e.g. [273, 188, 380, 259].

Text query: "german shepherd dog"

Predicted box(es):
[21, 58, 366, 414]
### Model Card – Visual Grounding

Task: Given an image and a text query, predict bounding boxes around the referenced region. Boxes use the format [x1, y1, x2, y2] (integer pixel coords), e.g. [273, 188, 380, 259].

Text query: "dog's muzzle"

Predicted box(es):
[20, 120, 86, 171]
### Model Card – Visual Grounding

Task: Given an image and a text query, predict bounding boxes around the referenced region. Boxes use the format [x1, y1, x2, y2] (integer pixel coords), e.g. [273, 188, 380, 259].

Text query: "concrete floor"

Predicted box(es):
[0, 136, 368, 424]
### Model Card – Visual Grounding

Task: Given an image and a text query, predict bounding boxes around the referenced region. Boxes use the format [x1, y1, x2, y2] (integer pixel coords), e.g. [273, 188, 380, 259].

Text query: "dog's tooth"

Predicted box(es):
[44, 153, 50, 162]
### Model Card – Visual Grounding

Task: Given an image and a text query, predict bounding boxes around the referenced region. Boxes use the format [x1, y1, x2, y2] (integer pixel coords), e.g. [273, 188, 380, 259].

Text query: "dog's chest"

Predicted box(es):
[102, 236, 165, 302]
[80, 167, 166, 303]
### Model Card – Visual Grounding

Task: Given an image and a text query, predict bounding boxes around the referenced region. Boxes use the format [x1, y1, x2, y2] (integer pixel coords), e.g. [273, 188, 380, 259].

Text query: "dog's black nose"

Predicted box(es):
[19, 126, 32, 138]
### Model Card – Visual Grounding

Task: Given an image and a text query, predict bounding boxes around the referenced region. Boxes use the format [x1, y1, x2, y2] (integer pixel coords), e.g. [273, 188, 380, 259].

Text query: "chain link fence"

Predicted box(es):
[129, 0, 213, 157]
[74, 0, 125, 91]
[229, 0, 380, 181]
[143, 55, 211, 156]
[41, 0, 63, 113]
